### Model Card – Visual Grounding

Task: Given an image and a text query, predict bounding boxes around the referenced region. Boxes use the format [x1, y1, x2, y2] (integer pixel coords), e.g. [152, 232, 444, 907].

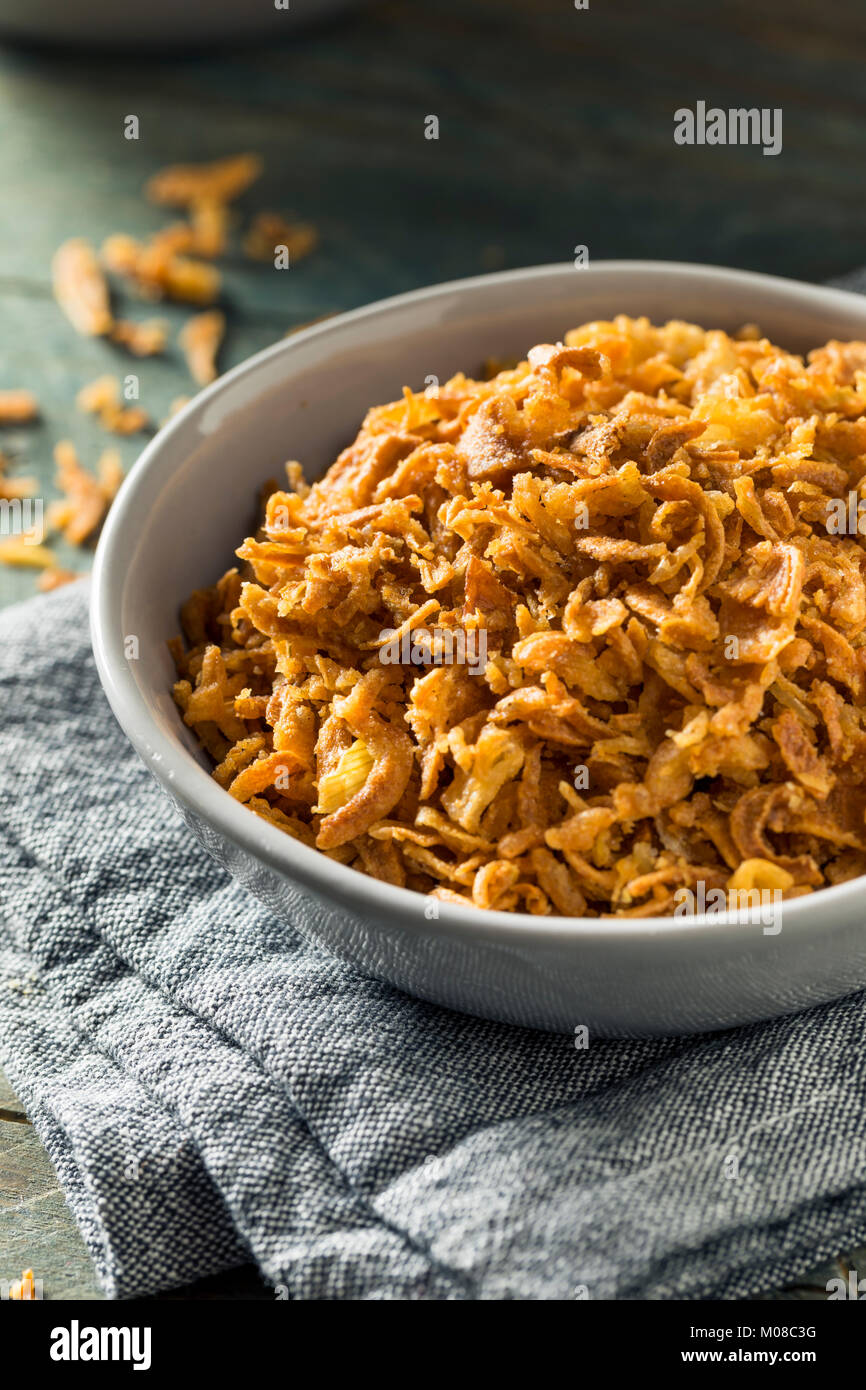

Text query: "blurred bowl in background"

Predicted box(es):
[0, 0, 369, 47]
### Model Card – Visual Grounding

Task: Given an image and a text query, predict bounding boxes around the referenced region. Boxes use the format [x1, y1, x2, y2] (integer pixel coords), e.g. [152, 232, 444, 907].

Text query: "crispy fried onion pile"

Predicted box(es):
[171, 316, 866, 916]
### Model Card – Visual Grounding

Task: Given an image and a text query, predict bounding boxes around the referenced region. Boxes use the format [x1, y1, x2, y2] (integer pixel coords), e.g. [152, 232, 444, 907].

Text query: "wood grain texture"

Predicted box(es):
[0, 1110, 104, 1299]
[0, 1066, 27, 1122]
[0, 1066, 270, 1300]
[1, 0, 866, 1299]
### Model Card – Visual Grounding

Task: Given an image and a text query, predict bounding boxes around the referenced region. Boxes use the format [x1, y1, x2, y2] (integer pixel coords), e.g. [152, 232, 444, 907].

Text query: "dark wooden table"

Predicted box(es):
[1, 0, 865, 1300]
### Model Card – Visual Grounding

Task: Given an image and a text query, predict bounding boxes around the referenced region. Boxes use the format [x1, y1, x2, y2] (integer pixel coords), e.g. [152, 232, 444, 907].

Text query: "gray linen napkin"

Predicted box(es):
[2, 579, 866, 1300]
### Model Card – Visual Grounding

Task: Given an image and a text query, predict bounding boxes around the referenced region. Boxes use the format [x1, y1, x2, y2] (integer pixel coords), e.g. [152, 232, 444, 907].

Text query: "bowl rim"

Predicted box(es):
[91, 257, 866, 947]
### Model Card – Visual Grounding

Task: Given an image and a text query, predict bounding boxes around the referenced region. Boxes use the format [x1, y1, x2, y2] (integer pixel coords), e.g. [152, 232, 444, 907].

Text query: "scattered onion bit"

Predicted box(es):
[76, 375, 149, 435]
[179, 310, 225, 386]
[7, 1270, 36, 1300]
[38, 567, 78, 592]
[52, 238, 114, 336]
[243, 212, 318, 263]
[0, 538, 55, 568]
[145, 153, 262, 208]
[110, 318, 168, 357]
[0, 390, 39, 424]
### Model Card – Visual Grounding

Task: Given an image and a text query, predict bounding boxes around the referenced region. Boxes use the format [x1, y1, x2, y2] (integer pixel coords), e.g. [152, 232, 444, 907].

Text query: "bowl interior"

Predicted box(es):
[94, 260, 866, 922]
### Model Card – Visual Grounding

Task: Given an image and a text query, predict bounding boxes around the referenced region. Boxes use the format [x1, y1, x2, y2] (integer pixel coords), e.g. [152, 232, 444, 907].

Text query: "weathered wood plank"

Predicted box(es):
[0, 1065, 27, 1122]
[0, 1116, 105, 1299]
[0, 1073, 269, 1300]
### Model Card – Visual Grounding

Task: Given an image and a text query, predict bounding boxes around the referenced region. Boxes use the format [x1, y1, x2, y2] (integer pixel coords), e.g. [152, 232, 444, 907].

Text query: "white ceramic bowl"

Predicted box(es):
[91, 261, 866, 1036]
